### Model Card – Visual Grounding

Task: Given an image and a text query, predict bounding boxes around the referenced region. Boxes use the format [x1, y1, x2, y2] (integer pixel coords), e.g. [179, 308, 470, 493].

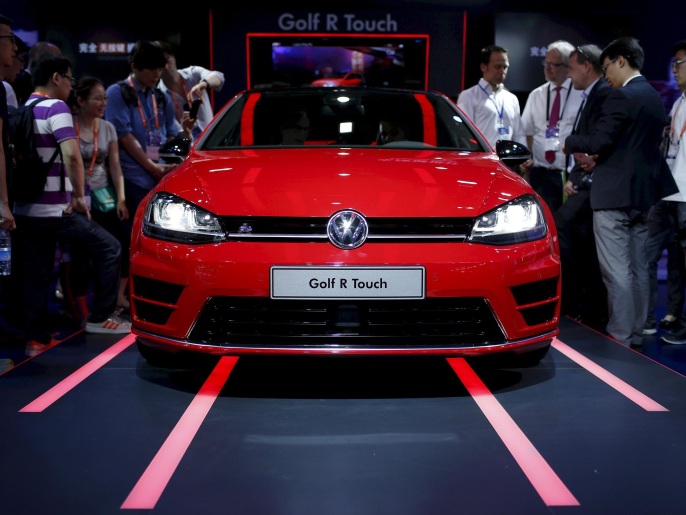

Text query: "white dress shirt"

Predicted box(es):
[521, 78, 583, 170]
[662, 91, 686, 201]
[457, 78, 525, 148]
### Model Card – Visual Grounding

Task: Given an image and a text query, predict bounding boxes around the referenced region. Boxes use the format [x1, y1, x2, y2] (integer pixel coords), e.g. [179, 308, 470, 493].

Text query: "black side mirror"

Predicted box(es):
[159, 137, 191, 164]
[496, 140, 531, 171]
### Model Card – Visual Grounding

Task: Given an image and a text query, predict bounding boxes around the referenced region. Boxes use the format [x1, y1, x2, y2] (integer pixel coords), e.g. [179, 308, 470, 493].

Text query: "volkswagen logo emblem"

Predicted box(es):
[327, 210, 368, 249]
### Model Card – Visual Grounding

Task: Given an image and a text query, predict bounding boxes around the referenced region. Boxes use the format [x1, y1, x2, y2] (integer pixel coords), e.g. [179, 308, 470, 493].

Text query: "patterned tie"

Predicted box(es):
[545, 85, 562, 164]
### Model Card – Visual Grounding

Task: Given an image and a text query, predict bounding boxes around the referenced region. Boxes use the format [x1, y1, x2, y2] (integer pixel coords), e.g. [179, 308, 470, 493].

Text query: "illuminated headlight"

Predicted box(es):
[468, 194, 547, 245]
[142, 192, 227, 244]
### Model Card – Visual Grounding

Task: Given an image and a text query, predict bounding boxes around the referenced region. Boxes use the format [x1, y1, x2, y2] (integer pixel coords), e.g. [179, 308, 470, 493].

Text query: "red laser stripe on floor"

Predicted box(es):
[121, 355, 239, 510]
[552, 338, 668, 411]
[447, 357, 579, 507]
[19, 334, 137, 413]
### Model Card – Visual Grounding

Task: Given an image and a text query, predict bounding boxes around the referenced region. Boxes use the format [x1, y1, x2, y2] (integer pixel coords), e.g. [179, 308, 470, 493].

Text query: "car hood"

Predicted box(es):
[159, 148, 532, 218]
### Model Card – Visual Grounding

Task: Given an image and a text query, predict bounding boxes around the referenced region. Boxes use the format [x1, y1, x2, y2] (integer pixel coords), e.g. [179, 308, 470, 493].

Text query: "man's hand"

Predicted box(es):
[0, 203, 15, 230]
[573, 153, 597, 172]
[66, 196, 91, 221]
[563, 180, 577, 197]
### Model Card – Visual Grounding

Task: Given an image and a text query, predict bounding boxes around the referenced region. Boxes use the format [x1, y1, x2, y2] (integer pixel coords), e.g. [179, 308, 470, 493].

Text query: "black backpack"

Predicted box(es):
[118, 80, 167, 109]
[7, 97, 64, 204]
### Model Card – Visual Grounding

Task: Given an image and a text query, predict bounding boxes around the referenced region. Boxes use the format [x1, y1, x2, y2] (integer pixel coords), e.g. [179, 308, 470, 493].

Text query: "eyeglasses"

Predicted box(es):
[59, 73, 76, 86]
[543, 61, 567, 68]
[672, 58, 686, 69]
[575, 46, 592, 64]
[88, 96, 107, 103]
[0, 34, 16, 45]
[601, 58, 618, 74]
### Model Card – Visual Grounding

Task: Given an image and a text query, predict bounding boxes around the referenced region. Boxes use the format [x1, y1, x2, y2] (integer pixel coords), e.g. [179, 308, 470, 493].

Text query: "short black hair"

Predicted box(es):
[672, 39, 686, 56]
[32, 53, 72, 87]
[0, 14, 13, 26]
[129, 40, 167, 70]
[480, 45, 508, 66]
[601, 36, 644, 71]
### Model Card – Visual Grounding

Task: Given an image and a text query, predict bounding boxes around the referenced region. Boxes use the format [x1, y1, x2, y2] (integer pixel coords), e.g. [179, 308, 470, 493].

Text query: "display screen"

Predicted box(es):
[247, 33, 429, 90]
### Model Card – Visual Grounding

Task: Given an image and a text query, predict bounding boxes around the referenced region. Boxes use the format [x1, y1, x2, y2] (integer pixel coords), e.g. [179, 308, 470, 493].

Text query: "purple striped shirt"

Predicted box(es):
[13, 95, 77, 217]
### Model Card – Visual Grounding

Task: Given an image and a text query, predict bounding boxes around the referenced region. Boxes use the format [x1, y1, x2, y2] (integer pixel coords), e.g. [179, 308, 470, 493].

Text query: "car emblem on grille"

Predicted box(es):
[327, 210, 368, 249]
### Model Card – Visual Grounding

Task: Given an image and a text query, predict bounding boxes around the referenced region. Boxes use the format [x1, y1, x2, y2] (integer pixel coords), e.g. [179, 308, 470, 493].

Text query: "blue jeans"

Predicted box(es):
[12, 212, 121, 343]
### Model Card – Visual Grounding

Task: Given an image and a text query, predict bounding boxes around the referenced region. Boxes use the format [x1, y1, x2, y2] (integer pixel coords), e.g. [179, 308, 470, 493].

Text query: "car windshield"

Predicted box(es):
[198, 87, 487, 151]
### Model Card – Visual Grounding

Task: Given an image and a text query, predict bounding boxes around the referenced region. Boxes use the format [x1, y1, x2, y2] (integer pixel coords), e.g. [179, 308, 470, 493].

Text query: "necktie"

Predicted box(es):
[545, 85, 562, 163]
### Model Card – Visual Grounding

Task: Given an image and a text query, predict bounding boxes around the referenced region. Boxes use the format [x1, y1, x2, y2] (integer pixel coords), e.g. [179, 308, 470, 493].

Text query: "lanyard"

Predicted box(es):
[545, 83, 572, 125]
[127, 76, 160, 132]
[478, 84, 504, 120]
[74, 116, 99, 176]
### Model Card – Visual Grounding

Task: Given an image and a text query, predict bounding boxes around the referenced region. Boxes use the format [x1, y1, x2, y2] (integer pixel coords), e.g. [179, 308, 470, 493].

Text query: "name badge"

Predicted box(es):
[545, 127, 560, 152]
[145, 132, 162, 161]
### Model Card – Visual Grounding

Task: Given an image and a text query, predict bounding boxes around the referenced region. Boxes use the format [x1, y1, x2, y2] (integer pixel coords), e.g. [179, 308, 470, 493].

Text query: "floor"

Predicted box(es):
[2, 261, 686, 514]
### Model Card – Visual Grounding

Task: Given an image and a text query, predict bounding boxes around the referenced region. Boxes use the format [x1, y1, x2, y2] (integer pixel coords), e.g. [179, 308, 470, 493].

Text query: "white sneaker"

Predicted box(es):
[85, 313, 132, 334]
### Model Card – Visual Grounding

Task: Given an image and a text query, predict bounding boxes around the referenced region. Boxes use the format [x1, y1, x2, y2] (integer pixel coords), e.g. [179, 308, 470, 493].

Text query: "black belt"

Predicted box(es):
[531, 166, 563, 173]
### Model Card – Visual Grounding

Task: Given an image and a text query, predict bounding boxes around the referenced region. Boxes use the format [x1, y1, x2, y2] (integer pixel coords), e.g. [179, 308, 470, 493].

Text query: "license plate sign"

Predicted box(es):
[271, 266, 425, 299]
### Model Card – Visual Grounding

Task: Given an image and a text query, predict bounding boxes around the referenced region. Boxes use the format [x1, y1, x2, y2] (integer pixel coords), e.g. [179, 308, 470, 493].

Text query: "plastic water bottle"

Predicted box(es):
[0, 228, 10, 276]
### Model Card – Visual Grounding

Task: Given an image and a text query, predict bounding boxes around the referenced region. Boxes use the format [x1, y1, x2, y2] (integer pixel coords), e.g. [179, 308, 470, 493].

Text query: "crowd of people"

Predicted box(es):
[0, 14, 224, 368]
[1, 13, 685, 371]
[459, 36, 686, 349]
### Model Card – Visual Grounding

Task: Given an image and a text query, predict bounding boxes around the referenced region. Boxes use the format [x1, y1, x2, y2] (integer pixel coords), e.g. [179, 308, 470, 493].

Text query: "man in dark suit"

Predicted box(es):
[555, 44, 610, 330]
[564, 36, 678, 348]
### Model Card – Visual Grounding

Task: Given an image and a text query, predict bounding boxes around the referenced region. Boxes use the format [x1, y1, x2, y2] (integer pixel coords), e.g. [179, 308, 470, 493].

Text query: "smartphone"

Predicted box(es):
[189, 99, 201, 119]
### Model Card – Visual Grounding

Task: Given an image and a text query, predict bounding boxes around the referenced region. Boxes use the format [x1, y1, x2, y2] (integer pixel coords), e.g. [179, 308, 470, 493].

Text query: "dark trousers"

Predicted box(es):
[12, 212, 121, 343]
[645, 200, 685, 323]
[553, 188, 608, 325]
[530, 166, 564, 213]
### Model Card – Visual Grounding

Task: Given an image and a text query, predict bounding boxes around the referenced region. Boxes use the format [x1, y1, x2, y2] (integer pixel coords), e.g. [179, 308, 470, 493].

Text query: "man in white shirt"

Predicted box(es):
[659, 39, 686, 345]
[457, 44, 525, 149]
[521, 40, 583, 213]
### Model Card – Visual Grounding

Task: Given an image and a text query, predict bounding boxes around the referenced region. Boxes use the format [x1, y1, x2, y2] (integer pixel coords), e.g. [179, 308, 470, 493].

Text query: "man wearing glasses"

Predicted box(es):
[554, 44, 611, 329]
[11, 54, 130, 357]
[521, 40, 584, 213]
[564, 36, 678, 348]
[0, 14, 16, 231]
[0, 14, 18, 360]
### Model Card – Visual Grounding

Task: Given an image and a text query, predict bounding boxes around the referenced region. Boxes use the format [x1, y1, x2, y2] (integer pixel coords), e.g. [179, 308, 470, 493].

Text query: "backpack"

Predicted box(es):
[118, 80, 167, 109]
[7, 97, 65, 203]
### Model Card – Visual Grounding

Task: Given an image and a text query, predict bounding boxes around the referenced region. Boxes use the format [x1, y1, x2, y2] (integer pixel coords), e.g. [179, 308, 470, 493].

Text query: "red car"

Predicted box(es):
[310, 71, 364, 87]
[131, 87, 560, 366]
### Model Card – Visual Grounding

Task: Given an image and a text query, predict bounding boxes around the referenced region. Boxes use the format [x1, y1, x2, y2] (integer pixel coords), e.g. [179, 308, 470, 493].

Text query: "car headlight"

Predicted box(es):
[468, 194, 547, 245]
[142, 192, 227, 244]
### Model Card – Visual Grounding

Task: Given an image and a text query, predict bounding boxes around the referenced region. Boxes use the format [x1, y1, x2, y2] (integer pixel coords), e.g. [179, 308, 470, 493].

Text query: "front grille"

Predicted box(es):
[510, 277, 559, 326]
[188, 297, 505, 347]
[131, 275, 185, 326]
[221, 216, 472, 242]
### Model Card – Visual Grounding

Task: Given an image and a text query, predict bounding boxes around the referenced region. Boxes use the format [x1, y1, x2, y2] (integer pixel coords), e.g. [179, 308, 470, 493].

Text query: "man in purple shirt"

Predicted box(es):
[12, 54, 130, 357]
